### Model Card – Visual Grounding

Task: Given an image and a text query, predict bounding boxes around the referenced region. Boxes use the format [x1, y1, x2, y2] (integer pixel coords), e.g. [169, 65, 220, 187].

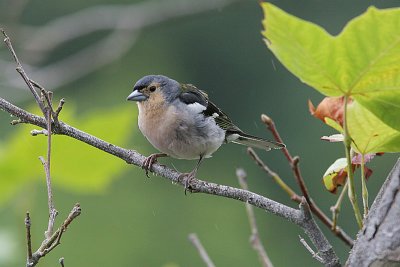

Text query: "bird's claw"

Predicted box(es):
[141, 153, 166, 178]
[179, 171, 197, 195]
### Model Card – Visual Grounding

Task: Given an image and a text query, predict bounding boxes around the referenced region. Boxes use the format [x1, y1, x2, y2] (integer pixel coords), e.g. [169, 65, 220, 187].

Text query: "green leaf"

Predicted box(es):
[261, 4, 400, 129]
[0, 104, 137, 204]
[324, 102, 400, 153]
[322, 158, 348, 193]
[347, 101, 400, 154]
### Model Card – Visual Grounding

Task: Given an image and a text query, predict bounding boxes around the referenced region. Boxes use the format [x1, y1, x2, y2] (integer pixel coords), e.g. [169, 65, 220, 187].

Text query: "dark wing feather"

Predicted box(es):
[179, 84, 208, 106]
[203, 100, 241, 132]
[179, 83, 241, 133]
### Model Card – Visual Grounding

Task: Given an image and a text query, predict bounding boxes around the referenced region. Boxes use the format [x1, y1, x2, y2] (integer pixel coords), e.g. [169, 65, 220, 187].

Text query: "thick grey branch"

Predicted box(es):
[347, 159, 400, 266]
[0, 96, 340, 266]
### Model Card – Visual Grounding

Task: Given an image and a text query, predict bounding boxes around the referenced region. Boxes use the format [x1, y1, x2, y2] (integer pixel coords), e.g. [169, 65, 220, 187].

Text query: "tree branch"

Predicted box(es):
[188, 233, 215, 267]
[25, 212, 33, 263]
[0, 95, 340, 266]
[347, 159, 400, 266]
[237, 168, 273, 267]
[1, 29, 46, 114]
[257, 114, 354, 247]
[28, 204, 82, 266]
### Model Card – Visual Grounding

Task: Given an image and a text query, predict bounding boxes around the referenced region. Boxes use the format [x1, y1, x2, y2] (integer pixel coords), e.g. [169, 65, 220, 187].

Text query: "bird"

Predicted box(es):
[127, 75, 285, 191]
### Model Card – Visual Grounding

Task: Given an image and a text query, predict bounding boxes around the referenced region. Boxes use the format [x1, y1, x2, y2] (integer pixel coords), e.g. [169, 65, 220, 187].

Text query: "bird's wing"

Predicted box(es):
[178, 83, 241, 133]
[178, 83, 285, 150]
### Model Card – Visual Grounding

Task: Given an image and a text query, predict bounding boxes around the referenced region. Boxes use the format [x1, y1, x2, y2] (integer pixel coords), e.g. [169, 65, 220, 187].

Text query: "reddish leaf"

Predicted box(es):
[308, 97, 352, 126]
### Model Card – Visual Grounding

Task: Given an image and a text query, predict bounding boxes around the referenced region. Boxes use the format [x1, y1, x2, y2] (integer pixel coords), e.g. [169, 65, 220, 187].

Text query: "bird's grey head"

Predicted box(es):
[126, 75, 180, 103]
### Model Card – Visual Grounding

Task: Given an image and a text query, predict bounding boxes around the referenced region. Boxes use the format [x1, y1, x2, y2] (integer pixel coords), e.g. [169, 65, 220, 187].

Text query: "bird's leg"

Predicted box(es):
[142, 153, 168, 178]
[180, 155, 204, 195]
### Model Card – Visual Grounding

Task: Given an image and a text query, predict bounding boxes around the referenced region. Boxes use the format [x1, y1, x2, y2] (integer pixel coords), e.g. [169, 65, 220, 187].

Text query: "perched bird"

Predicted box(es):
[127, 75, 284, 189]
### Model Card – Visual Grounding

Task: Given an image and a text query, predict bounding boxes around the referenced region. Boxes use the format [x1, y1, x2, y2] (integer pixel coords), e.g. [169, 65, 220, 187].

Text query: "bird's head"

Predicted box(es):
[127, 75, 180, 104]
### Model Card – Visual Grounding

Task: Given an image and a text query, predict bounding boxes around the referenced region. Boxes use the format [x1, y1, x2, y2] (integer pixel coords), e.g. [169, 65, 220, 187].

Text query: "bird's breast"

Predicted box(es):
[137, 102, 225, 159]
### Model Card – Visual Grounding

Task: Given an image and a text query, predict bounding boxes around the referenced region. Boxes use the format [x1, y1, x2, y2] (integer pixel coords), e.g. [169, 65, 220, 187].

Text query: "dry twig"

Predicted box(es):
[237, 168, 273, 267]
[188, 233, 215, 267]
[2, 29, 81, 267]
[299, 235, 324, 263]
[248, 114, 354, 247]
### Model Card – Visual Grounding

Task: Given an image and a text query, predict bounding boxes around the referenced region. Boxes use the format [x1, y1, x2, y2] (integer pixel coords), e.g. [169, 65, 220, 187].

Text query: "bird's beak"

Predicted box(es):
[126, 90, 148, 102]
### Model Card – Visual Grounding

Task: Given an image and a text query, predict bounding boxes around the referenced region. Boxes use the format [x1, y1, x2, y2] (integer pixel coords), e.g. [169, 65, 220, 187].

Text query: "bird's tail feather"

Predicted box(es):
[231, 132, 285, 151]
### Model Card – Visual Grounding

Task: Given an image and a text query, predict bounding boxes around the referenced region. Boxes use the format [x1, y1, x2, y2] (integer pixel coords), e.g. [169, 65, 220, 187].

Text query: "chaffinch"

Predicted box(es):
[127, 75, 285, 189]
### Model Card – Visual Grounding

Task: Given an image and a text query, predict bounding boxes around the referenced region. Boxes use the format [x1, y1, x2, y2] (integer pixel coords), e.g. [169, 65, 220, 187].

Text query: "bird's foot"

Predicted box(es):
[141, 153, 167, 178]
[178, 170, 197, 195]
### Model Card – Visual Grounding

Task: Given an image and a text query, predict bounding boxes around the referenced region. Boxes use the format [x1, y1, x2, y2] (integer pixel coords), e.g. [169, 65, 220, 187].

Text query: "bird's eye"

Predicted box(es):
[149, 86, 156, 92]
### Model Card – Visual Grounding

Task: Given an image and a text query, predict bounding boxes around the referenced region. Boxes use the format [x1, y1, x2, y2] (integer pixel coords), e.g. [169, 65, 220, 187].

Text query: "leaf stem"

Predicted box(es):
[343, 95, 363, 228]
[360, 153, 369, 218]
[330, 181, 348, 231]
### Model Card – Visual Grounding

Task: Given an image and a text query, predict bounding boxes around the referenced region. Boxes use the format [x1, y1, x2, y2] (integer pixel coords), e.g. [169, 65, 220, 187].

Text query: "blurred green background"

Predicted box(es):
[0, 0, 399, 266]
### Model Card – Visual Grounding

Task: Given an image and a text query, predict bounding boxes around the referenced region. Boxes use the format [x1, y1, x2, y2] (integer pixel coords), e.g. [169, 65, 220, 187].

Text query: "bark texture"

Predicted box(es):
[347, 159, 400, 267]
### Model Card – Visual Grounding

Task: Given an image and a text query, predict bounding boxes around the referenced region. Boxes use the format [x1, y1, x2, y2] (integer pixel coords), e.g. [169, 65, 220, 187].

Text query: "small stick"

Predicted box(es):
[237, 168, 274, 267]
[258, 114, 354, 247]
[247, 148, 298, 200]
[1, 29, 46, 114]
[25, 212, 33, 262]
[59, 257, 65, 267]
[331, 181, 349, 230]
[299, 235, 324, 263]
[261, 114, 311, 202]
[188, 233, 215, 267]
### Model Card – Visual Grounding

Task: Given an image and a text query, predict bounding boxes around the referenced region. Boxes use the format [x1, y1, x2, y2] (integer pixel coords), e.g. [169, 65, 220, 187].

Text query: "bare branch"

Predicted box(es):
[59, 257, 65, 267]
[237, 168, 273, 267]
[25, 212, 33, 263]
[28, 203, 82, 266]
[1, 29, 46, 114]
[188, 233, 215, 267]
[0, 96, 340, 266]
[299, 235, 324, 263]
[257, 114, 354, 247]
[297, 198, 339, 267]
[31, 129, 48, 136]
[247, 148, 298, 199]
[331, 181, 348, 231]
[347, 159, 400, 266]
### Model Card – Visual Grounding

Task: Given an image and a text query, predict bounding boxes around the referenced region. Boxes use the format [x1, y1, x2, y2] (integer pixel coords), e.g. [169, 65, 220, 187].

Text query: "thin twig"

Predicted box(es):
[331, 181, 349, 231]
[258, 114, 354, 247]
[299, 235, 324, 263]
[247, 148, 298, 200]
[28, 204, 81, 266]
[31, 129, 48, 136]
[25, 212, 33, 263]
[54, 98, 66, 121]
[237, 168, 273, 267]
[59, 257, 65, 267]
[261, 114, 311, 201]
[1, 29, 46, 114]
[44, 104, 58, 239]
[188, 233, 215, 267]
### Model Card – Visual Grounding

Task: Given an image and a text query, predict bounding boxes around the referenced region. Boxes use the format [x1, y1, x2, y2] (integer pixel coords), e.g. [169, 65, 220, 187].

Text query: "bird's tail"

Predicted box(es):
[230, 132, 285, 151]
